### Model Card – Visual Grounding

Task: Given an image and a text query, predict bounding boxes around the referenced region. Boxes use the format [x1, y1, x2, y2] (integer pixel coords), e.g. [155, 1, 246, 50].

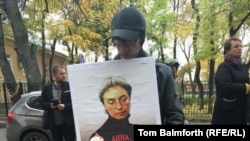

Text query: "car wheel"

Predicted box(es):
[22, 131, 49, 141]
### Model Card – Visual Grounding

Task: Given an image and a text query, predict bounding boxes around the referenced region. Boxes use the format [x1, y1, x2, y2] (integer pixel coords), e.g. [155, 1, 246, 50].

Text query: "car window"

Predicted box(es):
[26, 95, 43, 110]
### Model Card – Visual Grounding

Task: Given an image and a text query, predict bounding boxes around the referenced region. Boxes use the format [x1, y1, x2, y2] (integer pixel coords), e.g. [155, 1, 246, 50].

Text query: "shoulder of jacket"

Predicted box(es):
[61, 81, 69, 84]
[155, 61, 170, 69]
[43, 83, 52, 88]
[219, 62, 231, 67]
[61, 81, 70, 89]
[62, 81, 70, 86]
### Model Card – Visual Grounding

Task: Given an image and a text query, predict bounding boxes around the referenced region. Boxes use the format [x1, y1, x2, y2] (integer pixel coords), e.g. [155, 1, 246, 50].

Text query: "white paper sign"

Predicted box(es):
[67, 57, 161, 141]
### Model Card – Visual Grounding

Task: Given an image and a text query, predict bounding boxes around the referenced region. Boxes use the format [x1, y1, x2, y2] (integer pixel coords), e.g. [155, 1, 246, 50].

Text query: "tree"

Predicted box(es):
[228, 0, 250, 37]
[3, 0, 41, 92]
[144, 0, 174, 62]
[191, 0, 204, 109]
[0, 1, 17, 96]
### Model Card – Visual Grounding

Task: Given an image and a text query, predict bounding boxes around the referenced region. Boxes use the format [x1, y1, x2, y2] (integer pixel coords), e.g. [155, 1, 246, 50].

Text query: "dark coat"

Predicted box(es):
[114, 49, 185, 125]
[89, 116, 134, 141]
[246, 63, 250, 124]
[212, 61, 248, 124]
[40, 81, 75, 129]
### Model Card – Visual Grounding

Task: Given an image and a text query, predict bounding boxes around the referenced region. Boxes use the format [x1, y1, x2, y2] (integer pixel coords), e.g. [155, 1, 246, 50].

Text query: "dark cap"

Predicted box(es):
[107, 7, 146, 41]
[165, 58, 179, 67]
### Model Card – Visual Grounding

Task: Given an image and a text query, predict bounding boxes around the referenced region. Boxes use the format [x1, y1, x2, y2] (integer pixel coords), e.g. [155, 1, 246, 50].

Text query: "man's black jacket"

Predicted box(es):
[40, 81, 75, 129]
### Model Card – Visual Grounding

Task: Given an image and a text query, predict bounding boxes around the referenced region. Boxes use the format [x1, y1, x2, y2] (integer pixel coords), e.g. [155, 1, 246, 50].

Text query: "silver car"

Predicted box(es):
[6, 91, 53, 141]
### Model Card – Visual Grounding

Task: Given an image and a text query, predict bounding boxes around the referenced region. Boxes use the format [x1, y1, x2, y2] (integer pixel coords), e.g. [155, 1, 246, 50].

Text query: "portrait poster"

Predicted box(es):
[67, 57, 161, 141]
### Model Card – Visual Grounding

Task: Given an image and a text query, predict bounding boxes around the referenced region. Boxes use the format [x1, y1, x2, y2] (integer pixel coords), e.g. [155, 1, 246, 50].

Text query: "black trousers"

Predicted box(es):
[51, 124, 76, 141]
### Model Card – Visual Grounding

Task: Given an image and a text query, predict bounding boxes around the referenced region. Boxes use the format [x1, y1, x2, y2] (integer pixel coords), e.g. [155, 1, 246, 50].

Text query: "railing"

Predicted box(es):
[181, 91, 215, 122]
[0, 103, 12, 118]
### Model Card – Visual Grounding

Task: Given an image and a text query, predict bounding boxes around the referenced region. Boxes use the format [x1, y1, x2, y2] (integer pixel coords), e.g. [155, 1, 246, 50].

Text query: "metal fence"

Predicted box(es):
[0, 82, 29, 118]
[181, 92, 215, 122]
[181, 81, 215, 122]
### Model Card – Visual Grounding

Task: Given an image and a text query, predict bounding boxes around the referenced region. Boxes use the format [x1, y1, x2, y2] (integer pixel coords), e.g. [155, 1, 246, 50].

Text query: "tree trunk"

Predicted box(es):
[208, 59, 215, 113]
[0, 11, 16, 93]
[41, 11, 46, 86]
[49, 38, 57, 83]
[194, 61, 204, 110]
[3, 0, 41, 92]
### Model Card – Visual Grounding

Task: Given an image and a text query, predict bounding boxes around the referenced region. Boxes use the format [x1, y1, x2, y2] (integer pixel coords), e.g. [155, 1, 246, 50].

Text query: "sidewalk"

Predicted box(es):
[187, 119, 211, 125]
[0, 117, 6, 128]
[0, 120, 6, 128]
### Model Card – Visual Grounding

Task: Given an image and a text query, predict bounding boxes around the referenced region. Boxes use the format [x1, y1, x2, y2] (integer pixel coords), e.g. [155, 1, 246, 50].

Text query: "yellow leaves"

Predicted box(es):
[88, 32, 102, 40]
[63, 35, 83, 47]
[63, 34, 93, 48]
[63, 35, 82, 42]
[62, 20, 75, 29]
[170, 22, 194, 38]
[83, 28, 102, 39]
[62, 27, 102, 48]
[183, 104, 212, 118]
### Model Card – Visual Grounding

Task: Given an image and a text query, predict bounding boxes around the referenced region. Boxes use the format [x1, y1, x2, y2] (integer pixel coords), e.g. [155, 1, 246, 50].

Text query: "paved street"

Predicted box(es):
[0, 128, 7, 141]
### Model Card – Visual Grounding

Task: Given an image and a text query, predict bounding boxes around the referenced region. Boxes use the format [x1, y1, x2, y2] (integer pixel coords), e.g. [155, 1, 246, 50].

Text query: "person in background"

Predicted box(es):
[89, 76, 134, 141]
[10, 82, 23, 104]
[212, 36, 249, 125]
[106, 6, 184, 125]
[40, 65, 76, 141]
[165, 58, 183, 102]
[165, 58, 190, 125]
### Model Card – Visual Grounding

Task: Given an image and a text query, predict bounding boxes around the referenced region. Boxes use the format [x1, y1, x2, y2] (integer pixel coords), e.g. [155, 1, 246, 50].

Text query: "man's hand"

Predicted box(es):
[57, 104, 65, 111]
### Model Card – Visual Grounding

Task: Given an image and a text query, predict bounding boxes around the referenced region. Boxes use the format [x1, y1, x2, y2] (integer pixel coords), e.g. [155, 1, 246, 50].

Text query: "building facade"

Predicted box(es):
[0, 37, 69, 103]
